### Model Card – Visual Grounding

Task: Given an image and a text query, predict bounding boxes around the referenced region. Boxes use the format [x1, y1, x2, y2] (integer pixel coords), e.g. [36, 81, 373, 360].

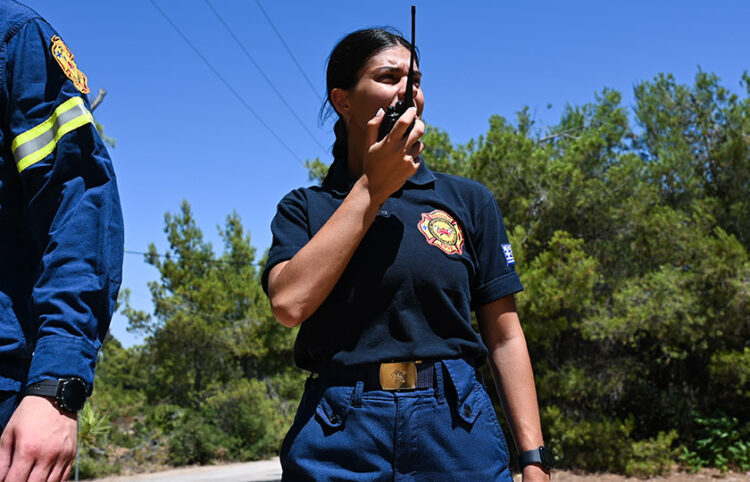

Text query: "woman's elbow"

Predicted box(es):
[270, 295, 305, 328]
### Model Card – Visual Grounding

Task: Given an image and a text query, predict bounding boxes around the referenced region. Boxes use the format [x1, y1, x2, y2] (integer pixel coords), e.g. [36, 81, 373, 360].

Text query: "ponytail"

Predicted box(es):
[322, 117, 348, 187]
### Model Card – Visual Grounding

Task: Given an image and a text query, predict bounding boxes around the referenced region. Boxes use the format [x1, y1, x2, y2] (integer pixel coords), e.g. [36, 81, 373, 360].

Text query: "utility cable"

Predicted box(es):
[150, 0, 304, 166]
[125, 249, 263, 267]
[255, 0, 324, 104]
[204, 0, 327, 154]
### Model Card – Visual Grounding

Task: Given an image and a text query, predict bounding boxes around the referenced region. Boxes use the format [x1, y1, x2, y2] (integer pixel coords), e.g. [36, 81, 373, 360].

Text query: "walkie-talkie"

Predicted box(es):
[378, 5, 417, 141]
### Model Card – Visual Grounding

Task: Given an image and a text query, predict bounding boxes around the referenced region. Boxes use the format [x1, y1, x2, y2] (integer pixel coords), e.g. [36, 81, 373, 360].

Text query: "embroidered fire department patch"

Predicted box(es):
[50, 35, 90, 94]
[418, 209, 464, 255]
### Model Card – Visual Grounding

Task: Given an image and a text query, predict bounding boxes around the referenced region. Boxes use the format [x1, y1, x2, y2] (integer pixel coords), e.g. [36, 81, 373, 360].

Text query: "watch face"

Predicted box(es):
[58, 378, 87, 412]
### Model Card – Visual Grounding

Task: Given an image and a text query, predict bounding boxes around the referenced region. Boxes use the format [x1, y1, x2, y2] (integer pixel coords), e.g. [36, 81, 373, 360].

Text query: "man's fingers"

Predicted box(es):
[27, 460, 51, 482]
[45, 455, 65, 482]
[4, 450, 34, 482]
[0, 429, 12, 481]
[59, 460, 73, 482]
[366, 108, 385, 146]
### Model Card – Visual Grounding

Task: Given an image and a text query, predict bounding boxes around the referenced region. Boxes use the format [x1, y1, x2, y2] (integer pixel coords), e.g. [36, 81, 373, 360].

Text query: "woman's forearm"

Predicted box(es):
[477, 297, 546, 455]
[487, 328, 544, 452]
[267, 177, 382, 327]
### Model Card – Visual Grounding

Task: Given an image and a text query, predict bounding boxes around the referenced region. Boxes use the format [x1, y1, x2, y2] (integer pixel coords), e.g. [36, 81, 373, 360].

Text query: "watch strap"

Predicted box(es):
[518, 446, 553, 471]
[25, 379, 60, 398]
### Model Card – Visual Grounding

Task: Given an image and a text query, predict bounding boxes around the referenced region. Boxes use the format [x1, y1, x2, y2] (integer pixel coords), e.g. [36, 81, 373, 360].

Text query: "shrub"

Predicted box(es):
[680, 412, 750, 473]
[205, 377, 292, 460]
[542, 405, 633, 472]
[167, 408, 239, 466]
[625, 430, 678, 477]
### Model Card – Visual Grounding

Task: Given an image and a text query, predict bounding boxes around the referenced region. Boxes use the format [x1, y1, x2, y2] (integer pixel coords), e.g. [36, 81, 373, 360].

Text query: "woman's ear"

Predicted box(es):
[330, 88, 351, 122]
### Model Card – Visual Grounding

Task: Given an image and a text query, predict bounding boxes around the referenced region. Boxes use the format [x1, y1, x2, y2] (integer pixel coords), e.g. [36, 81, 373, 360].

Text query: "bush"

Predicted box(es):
[205, 377, 293, 460]
[542, 405, 634, 472]
[167, 408, 239, 466]
[625, 430, 678, 477]
[75, 456, 120, 480]
[680, 412, 750, 473]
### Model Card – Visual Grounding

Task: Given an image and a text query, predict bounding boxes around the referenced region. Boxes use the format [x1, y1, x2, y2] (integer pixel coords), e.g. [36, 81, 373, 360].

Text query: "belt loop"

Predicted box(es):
[435, 361, 445, 404]
[352, 379, 364, 408]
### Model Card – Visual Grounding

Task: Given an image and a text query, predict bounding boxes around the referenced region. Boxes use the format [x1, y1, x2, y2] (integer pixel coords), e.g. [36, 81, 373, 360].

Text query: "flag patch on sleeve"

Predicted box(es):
[501, 244, 515, 265]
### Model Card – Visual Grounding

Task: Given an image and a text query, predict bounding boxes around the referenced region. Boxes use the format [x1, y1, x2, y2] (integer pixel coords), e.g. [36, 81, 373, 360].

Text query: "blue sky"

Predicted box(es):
[23, 1, 749, 347]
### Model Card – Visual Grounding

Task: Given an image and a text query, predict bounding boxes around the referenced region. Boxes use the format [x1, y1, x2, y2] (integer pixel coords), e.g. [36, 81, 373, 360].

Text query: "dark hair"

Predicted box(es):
[321, 28, 418, 183]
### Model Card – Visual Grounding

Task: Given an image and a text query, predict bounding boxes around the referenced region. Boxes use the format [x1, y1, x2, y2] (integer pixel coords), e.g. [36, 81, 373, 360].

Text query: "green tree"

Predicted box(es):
[122, 201, 296, 407]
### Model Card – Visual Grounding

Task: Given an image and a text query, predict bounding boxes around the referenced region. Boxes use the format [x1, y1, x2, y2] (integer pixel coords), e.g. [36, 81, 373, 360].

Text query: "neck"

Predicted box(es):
[345, 124, 366, 178]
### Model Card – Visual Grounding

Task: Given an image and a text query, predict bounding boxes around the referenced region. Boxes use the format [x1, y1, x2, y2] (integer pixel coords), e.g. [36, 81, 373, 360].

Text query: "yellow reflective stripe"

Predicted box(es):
[11, 97, 84, 151]
[11, 97, 94, 173]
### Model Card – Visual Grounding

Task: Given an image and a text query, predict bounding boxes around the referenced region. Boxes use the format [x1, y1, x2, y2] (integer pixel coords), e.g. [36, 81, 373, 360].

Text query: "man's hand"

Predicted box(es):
[0, 395, 77, 481]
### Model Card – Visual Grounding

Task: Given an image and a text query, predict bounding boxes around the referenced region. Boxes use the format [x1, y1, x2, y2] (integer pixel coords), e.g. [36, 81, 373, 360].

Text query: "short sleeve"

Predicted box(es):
[261, 189, 310, 295]
[471, 197, 524, 307]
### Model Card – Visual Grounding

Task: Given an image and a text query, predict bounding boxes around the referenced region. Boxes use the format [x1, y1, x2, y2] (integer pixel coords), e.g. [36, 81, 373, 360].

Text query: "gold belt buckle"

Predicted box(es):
[379, 361, 419, 390]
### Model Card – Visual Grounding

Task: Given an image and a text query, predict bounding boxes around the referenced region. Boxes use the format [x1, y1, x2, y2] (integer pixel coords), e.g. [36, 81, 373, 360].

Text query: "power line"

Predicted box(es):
[255, 0, 324, 104]
[204, 0, 327, 154]
[125, 249, 263, 267]
[150, 0, 304, 166]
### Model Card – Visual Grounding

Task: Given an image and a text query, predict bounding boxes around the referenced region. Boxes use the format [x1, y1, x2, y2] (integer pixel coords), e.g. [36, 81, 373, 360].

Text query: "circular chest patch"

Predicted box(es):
[50, 35, 90, 94]
[418, 209, 464, 255]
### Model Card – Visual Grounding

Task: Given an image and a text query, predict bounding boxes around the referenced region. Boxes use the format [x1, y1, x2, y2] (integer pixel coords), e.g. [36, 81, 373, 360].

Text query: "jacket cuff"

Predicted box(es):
[26, 335, 99, 392]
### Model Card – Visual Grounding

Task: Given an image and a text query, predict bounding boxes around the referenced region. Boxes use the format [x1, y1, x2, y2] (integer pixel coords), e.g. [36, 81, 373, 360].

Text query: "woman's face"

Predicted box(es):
[341, 45, 424, 130]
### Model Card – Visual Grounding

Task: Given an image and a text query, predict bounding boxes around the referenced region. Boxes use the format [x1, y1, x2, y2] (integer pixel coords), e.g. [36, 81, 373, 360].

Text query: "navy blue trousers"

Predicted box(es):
[281, 359, 512, 481]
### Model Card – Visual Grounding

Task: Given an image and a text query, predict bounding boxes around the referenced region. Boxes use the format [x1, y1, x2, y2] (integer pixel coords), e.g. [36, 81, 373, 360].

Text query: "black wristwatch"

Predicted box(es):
[518, 446, 554, 472]
[25, 377, 88, 414]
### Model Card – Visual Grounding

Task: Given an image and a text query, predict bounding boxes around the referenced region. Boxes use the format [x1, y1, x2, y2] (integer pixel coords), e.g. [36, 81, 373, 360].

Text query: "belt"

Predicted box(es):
[318, 361, 437, 391]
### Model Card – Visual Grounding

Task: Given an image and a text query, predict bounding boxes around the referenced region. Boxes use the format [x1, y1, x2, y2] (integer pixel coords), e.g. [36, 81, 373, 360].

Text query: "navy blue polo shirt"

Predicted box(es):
[262, 160, 523, 371]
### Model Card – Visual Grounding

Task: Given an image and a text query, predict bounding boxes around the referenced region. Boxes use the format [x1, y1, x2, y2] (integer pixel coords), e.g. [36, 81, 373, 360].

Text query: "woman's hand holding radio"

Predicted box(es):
[361, 105, 424, 206]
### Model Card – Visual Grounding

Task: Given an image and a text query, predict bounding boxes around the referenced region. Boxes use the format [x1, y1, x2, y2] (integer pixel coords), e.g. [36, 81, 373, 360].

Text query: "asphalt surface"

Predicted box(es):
[91, 458, 282, 482]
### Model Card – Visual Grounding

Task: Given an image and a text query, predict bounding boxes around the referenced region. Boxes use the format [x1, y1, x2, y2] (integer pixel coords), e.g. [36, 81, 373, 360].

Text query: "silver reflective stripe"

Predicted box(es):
[12, 101, 90, 164]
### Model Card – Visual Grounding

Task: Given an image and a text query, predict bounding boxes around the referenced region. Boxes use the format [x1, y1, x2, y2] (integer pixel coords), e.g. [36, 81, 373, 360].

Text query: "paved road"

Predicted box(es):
[92, 458, 282, 482]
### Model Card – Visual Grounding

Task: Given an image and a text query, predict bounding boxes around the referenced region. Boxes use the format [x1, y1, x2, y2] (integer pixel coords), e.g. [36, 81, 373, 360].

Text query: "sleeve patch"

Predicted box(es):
[501, 244, 515, 265]
[50, 35, 90, 94]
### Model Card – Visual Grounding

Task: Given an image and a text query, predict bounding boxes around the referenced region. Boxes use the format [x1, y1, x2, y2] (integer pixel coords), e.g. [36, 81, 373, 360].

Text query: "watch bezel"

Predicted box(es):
[56, 377, 87, 413]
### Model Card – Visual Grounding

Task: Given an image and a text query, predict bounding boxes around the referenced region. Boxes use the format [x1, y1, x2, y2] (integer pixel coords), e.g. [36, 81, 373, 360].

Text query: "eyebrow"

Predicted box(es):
[373, 66, 422, 80]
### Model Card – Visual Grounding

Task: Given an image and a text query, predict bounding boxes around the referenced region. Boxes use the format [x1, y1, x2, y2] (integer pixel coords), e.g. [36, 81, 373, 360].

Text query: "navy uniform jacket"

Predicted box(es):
[0, 1, 124, 400]
[262, 159, 523, 372]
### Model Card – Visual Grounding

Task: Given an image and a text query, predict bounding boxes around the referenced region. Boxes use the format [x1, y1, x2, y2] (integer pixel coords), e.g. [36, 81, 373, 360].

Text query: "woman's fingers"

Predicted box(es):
[366, 108, 385, 147]
[405, 117, 425, 157]
[388, 106, 418, 141]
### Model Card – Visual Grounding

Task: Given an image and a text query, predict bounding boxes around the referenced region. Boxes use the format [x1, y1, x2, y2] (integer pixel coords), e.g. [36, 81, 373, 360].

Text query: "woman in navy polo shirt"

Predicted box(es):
[262, 28, 550, 481]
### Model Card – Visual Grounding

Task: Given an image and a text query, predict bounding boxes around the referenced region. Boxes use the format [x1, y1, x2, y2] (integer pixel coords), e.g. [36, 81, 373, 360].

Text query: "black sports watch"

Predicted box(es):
[25, 377, 88, 414]
[518, 446, 555, 472]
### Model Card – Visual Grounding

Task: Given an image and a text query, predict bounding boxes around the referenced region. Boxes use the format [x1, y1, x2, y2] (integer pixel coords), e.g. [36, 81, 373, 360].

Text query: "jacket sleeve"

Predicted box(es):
[4, 18, 124, 392]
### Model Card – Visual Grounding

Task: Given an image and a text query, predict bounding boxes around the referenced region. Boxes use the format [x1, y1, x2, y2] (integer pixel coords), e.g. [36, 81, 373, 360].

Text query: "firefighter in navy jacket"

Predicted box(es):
[0, 1, 123, 479]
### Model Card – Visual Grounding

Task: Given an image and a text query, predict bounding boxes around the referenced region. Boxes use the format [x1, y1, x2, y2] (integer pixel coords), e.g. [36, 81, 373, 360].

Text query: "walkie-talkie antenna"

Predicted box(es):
[378, 5, 418, 141]
[403, 5, 416, 110]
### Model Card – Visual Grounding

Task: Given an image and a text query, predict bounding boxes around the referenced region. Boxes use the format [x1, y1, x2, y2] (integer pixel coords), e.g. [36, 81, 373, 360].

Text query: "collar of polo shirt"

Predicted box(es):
[325, 157, 436, 197]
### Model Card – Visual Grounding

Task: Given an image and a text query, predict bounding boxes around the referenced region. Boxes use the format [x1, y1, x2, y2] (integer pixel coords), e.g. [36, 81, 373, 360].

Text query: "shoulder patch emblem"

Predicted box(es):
[501, 244, 515, 265]
[50, 35, 90, 94]
[418, 209, 464, 255]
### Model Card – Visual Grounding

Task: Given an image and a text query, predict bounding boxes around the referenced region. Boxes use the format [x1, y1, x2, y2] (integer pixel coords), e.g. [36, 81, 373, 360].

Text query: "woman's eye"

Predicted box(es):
[380, 75, 397, 83]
